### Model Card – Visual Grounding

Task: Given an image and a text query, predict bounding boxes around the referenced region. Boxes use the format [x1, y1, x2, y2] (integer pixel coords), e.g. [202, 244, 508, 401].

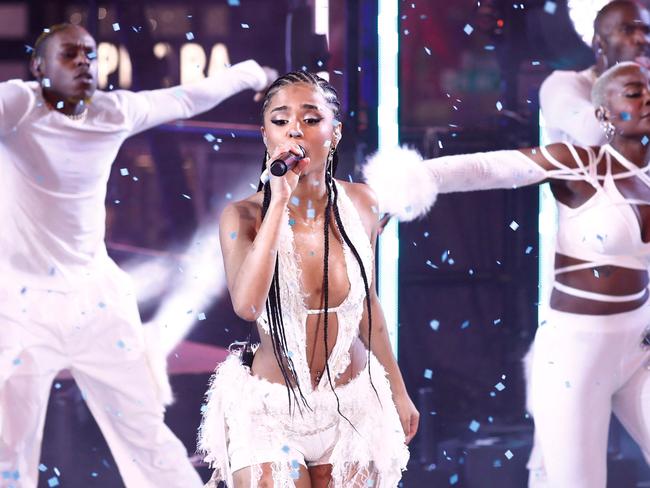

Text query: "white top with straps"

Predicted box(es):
[541, 143, 650, 301]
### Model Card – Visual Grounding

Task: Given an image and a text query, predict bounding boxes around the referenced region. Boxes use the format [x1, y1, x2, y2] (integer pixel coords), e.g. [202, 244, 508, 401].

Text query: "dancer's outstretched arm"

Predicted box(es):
[118, 60, 276, 135]
[363, 143, 590, 221]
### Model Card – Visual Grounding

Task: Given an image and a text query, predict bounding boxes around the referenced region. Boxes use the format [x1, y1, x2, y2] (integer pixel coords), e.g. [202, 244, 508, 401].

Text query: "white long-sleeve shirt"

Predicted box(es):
[0, 59, 267, 291]
[539, 67, 605, 146]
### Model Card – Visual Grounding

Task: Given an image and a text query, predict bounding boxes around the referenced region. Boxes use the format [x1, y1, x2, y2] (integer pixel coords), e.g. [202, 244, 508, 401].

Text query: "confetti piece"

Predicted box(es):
[642, 135, 649, 146]
[12, 358, 21, 366]
[91, 472, 98, 478]
[484, 45, 495, 51]
[24, 44, 34, 53]
[493, 318, 501, 325]
[525, 246, 533, 254]
[450, 473, 459, 485]
[56, 101, 64, 109]
[54, 382, 61, 389]
[291, 196, 300, 206]
[464, 24, 474, 35]
[228, 0, 240, 4]
[241, 23, 250, 29]
[423, 368, 433, 379]
[288, 218, 296, 226]
[282, 445, 290, 453]
[226, 193, 232, 199]
[198, 312, 206, 321]
[39, 465, 48, 472]
[182, 194, 191, 199]
[496, 101, 503, 111]
[112, 22, 120, 31]
[229, 231, 237, 240]
[48, 477, 59, 487]
[621, 112, 631, 121]
[120, 168, 129, 176]
[117, 340, 125, 349]
[307, 208, 316, 219]
[495, 382, 505, 391]
[461, 320, 470, 329]
[424, 47, 431, 55]
[505, 450, 514, 460]
[469, 420, 480, 432]
[509, 220, 519, 231]
[54, 468, 60, 476]
[88, 51, 97, 60]
[186, 32, 195, 40]
[204, 133, 216, 142]
[429, 319, 440, 331]
[544, 1, 557, 14]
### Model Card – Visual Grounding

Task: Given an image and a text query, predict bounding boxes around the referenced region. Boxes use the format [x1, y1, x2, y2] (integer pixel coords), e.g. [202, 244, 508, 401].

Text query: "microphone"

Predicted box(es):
[260, 145, 306, 184]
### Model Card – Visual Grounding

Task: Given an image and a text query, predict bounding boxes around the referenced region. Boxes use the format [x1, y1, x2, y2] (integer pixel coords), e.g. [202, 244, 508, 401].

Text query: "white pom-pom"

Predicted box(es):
[362, 146, 438, 222]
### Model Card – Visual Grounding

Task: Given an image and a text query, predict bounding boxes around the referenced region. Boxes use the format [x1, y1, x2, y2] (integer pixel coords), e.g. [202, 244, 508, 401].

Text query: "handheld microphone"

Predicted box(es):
[260, 145, 306, 184]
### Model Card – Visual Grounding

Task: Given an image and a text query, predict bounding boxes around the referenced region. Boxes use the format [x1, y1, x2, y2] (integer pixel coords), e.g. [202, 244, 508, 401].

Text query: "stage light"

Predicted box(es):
[378, 0, 400, 356]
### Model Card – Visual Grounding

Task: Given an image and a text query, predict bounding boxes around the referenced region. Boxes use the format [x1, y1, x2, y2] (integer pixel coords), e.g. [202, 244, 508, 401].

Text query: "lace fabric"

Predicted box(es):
[197, 182, 408, 486]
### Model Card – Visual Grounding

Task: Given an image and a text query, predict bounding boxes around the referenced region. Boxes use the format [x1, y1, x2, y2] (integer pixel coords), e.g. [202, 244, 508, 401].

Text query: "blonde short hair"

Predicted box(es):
[591, 61, 644, 109]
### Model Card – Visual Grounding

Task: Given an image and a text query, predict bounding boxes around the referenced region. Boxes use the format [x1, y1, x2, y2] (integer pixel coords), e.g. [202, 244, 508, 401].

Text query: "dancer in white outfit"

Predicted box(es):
[364, 62, 650, 488]
[531, 1, 650, 484]
[198, 71, 418, 487]
[0, 23, 275, 488]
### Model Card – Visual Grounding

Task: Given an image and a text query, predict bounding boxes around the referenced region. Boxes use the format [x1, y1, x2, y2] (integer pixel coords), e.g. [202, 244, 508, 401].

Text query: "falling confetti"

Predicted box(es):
[464, 24, 474, 35]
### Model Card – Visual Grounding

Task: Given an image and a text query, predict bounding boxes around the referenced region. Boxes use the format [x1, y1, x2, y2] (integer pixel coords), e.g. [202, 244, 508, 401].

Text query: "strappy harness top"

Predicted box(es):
[541, 143, 650, 302]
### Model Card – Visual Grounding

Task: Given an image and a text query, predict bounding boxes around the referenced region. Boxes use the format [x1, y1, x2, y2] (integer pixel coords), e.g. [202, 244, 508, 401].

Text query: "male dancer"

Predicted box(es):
[0, 23, 275, 487]
[529, 1, 650, 485]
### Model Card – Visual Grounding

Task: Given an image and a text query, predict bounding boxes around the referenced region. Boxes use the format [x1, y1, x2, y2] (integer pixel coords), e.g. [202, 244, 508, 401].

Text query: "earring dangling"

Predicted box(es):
[601, 120, 615, 142]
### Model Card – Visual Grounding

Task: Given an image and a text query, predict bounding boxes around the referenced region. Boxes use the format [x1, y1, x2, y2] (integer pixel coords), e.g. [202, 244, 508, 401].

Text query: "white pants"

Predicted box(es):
[528, 303, 650, 488]
[0, 262, 202, 488]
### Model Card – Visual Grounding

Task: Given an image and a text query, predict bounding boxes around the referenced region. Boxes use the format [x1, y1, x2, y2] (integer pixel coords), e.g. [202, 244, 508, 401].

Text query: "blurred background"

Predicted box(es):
[0, 0, 647, 486]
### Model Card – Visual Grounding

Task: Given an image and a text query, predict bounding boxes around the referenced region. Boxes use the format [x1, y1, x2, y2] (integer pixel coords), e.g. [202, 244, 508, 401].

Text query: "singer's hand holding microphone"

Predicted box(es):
[260, 143, 309, 199]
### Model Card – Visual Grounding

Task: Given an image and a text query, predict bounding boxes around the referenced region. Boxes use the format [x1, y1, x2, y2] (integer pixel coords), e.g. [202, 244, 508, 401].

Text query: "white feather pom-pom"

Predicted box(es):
[362, 146, 438, 222]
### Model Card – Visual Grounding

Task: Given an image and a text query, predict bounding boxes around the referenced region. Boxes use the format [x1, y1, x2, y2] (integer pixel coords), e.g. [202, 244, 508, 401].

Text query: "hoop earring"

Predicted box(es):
[601, 120, 615, 142]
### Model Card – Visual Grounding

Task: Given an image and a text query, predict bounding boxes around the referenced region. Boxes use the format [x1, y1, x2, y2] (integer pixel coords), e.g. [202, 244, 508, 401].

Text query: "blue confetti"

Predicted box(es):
[493, 318, 501, 325]
[282, 445, 290, 453]
[495, 382, 505, 391]
[544, 1, 557, 14]
[198, 312, 206, 321]
[39, 464, 47, 472]
[241, 23, 250, 29]
[12, 358, 21, 366]
[204, 134, 216, 142]
[112, 22, 120, 31]
[116, 340, 125, 349]
[307, 209, 316, 219]
[505, 450, 514, 460]
[48, 477, 59, 487]
[460, 320, 470, 329]
[424, 47, 431, 55]
[186, 32, 195, 41]
[56, 101, 64, 109]
[423, 368, 433, 379]
[182, 193, 191, 200]
[496, 101, 503, 111]
[291, 196, 300, 206]
[450, 473, 459, 485]
[642, 135, 649, 146]
[228, 0, 240, 4]
[463, 24, 474, 35]
[429, 319, 440, 331]
[288, 219, 296, 226]
[120, 168, 129, 176]
[230, 231, 237, 240]
[469, 420, 480, 432]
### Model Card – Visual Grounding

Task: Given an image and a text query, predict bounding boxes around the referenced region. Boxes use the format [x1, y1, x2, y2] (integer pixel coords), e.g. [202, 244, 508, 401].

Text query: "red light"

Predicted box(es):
[497, 19, 504, 27]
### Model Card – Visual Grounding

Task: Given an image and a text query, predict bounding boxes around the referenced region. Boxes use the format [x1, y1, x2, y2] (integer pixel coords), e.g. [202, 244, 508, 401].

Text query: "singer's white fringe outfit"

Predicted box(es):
[198, 184, 409, 487]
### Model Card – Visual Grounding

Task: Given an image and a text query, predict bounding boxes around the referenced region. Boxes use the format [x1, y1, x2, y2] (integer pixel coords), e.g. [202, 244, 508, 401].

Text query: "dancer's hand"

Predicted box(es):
[394, 391, 419, 444]
[266, 142, 309, 204]
[254, 66, 279, 102]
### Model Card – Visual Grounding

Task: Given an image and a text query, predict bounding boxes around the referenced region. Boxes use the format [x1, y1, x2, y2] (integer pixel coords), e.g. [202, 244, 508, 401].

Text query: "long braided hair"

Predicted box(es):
[257, 71, 378, 416]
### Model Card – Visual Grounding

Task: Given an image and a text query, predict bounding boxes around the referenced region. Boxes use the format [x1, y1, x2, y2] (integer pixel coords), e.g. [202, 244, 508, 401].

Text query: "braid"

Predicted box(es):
[259, 153, 310, 414]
